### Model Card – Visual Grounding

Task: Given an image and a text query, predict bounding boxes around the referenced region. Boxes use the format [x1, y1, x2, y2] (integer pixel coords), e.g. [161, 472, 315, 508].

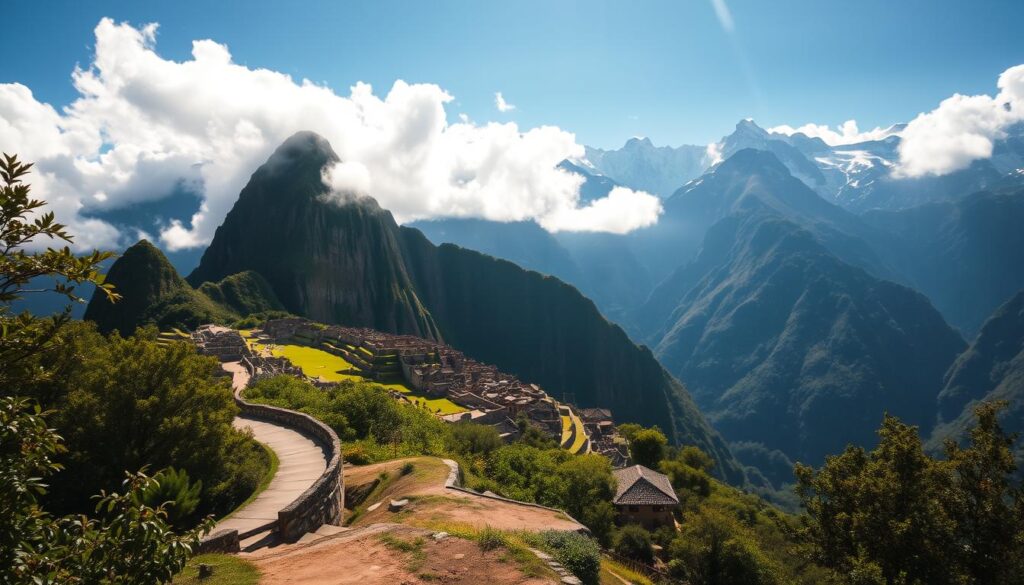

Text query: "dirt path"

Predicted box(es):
[345, 457, 584, 533]
[213, 362, 329, 537]
[248, 524, 556, 584]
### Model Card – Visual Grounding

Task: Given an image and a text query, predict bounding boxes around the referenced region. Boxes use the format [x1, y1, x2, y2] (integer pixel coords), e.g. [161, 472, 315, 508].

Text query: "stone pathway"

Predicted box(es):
[213, 362, 329, 538]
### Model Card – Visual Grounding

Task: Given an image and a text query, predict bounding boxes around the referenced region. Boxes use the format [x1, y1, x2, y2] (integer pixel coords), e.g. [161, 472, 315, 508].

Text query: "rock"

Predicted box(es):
[388, 498, 409, 512]
[198, 564, 214, 579]
[432, 531, 449, 541]
[561, 577, 583, 585]
[366, 502, 382, 512]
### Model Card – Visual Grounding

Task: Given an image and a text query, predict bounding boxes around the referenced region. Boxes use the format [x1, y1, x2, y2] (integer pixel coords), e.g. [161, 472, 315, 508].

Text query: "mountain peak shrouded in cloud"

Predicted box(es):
[0, 18, 662, 253]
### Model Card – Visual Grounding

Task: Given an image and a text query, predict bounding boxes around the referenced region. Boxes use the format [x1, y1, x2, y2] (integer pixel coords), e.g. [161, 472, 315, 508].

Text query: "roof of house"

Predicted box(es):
[612, 465, 679, 506]
[578, 407, 613, 422]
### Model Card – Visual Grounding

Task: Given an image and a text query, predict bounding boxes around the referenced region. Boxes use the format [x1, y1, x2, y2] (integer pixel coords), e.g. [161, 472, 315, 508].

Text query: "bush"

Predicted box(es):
[134, 467, 202, 528]
[614, 525, 655, 564]
[538, 530, 601, 585]
[400, 462, 416, 476]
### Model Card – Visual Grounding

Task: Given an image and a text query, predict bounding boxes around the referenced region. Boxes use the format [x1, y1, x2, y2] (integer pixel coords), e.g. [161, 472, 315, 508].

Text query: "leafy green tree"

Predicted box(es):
[668, 508, 782, 585]
[34, 325, 263, 518]
[0, 154, 118, 391]
[0, 397, 210, 583]
[628, 426, 668, 469]
[660, 459, 712, 500]
[943, 401, 1024, 584]
[135, 468, 202, 529]
[450, 422, 503, 457]
[796, 404, 1024, 585]
[614, 524, 655, 564]
[555, 454, 617, 544]
[675, 445, 715, 473]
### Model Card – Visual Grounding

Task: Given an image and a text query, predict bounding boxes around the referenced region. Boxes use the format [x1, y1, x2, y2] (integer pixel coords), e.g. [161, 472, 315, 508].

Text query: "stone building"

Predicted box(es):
[612, 465, 679, 530]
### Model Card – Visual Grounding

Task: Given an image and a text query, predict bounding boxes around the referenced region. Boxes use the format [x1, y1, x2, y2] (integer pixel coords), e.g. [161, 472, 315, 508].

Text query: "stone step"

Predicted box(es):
[239, 529, 277, 552]
[315, 524, 351, 537]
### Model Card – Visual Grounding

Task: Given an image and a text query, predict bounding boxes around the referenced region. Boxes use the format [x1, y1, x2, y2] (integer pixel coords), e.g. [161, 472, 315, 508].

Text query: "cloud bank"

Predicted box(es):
[768, 120, 899, 146]
[895, 64, 1024, 177]
[0, 19, 661, 251]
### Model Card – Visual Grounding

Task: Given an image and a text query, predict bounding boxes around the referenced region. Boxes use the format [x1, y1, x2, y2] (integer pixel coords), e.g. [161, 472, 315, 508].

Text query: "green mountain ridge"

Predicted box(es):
[83, 240, 284, 335]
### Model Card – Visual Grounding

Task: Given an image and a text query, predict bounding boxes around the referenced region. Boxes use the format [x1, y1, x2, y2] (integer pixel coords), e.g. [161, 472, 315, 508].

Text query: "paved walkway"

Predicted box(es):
[214, 362, 329, 537]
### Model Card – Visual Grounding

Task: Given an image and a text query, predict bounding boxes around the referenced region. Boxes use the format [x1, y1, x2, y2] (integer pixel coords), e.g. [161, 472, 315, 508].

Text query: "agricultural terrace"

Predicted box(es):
[240, 329, 466, 415]
[559, 405, 589, 455]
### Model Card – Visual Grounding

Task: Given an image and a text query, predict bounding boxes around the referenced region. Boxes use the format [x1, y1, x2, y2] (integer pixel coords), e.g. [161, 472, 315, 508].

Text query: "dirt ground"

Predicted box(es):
[247, 524, 556, 585]
[344, 457, 584, 533]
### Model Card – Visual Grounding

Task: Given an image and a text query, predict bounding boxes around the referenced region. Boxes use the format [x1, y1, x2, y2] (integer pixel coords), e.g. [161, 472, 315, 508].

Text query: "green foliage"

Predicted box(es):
[675, 445, 715, 473]
[796, 403, 1024, 585]
[0, 154, 118, 390]
[1, 397, 212, 583]
[660, 459, 712, 500]
[246, 375, 452, 458]
[450, 422, 503, 457]
[135, 468, 202, 529]
[532, 530, 602, 585]
[613, 524, 655, 564]
[23, 323, 267, 519]
[627, 426, 667, 469]
[668, 507, 783, 585]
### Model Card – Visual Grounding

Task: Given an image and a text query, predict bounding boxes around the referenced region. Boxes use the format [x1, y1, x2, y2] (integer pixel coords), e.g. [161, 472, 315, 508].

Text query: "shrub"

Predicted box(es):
[400, 462, 416, 476]
[614, 524, 655, 564]
[134, 467, 202, 528]
[538, 530, 601, 585]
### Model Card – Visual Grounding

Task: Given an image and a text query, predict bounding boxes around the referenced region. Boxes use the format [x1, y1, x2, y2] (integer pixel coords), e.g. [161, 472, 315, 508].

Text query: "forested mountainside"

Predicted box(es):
[84, 239, 283, 336]
[90, 131, 744, 483]
[863, 187, 1024, 336]
[634, 208, 965, 481]
[929, 289, 1024, 469]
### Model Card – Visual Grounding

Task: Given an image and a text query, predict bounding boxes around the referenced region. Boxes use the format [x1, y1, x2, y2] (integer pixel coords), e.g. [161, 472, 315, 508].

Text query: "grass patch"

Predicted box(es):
[217, 439, 278, 522]
[601, 558, 655, 585]
[269, 344, 364, 383]
[379, 533, 428, 572]
[172, 554, 259, 585]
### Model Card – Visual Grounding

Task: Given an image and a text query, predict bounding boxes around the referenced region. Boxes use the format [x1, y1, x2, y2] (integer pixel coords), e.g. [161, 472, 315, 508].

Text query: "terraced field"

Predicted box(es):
[558, 405, 589, 454]
[241, 331, 466, 414]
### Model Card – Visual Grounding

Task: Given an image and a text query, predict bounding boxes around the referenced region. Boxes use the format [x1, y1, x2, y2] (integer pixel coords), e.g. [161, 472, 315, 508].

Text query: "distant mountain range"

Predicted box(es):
[83, 122, 1024, 496]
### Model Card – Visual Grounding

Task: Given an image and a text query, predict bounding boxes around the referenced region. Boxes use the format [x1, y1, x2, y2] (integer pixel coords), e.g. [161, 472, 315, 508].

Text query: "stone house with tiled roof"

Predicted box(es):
[612, 464, 679, 529]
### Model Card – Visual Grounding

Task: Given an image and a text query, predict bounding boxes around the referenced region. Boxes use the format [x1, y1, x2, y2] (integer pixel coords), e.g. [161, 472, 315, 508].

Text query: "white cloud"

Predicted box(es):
[768, 120, 899, 146]
[704, 141, 724, 166]
[710, 0, 735, 33]
[540, 186, 663, 234]
[494, 92, 516, 112]
[895, 64, 1024, 178]
[0, 18, 661, 252]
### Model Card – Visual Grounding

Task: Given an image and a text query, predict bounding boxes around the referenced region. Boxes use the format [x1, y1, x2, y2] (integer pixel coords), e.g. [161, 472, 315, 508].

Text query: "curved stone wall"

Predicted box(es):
[232, 370, 345, 543]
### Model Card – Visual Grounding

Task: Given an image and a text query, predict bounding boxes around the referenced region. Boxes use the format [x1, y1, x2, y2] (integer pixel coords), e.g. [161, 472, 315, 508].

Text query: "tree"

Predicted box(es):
[614, 524, 655, 564]
[0, 154, 118, 391]
[0, 397, 211, 583]
[628, 426, 667, 469]
[675, 445, 715, 473]
[450, 422, 503, 457]
[795, 404, 1024, 585]
[668, 508, 782, 585]
[943, 402, 1024, 584]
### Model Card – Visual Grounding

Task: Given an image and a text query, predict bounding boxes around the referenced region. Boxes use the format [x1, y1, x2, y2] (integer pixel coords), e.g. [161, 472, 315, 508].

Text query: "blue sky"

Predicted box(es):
[4, 0, 1023, 148]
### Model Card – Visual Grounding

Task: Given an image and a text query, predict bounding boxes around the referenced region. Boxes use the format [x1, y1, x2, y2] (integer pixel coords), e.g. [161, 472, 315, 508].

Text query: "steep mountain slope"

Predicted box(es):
[638, 208, 966, 472]
[928, 290, 1024, 467]
[84, 240, 283, 335]
[862, 187, 1024, 336]
[160, 131, 744, 482]
[187, 132, 440, 339]
[630, 149, 894, 291]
